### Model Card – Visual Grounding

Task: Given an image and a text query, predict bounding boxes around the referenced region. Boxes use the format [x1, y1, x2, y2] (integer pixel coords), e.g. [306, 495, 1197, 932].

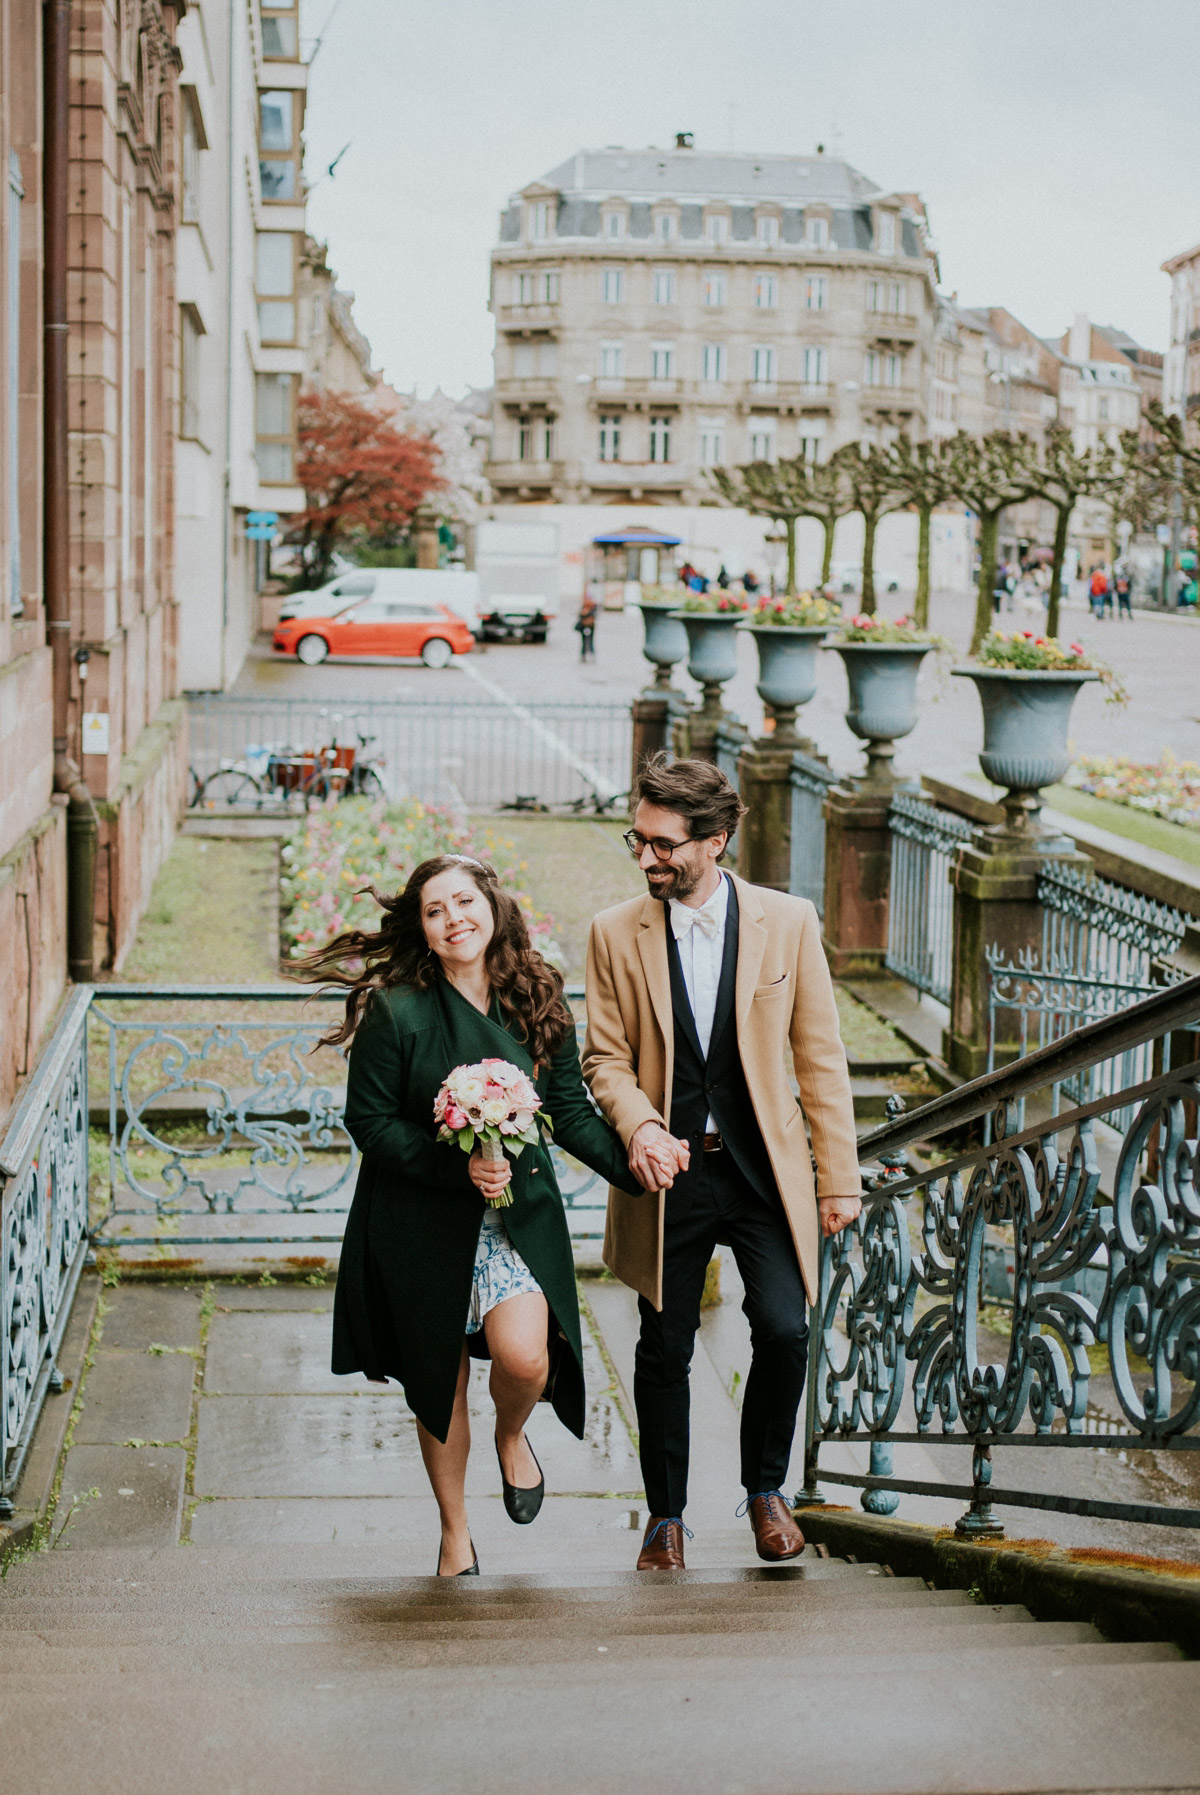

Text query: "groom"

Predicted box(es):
[583, 753, 861, 1569]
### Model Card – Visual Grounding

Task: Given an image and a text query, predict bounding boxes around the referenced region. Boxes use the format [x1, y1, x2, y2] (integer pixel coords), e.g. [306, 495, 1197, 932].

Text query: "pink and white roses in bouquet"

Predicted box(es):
[434, 1058, 547, 1208]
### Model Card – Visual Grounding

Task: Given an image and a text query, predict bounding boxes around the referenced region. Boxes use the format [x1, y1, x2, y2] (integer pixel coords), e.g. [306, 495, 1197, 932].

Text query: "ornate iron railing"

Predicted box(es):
[1039, 860, 1189, 987]
[186, 692, 632, 815]
[885, 794, 980, 1003]
[788, 750, 838, 916]
[712, 723, 746, 867]
[0, 990, 91, 1511]
[799, 973, 1200, 1537]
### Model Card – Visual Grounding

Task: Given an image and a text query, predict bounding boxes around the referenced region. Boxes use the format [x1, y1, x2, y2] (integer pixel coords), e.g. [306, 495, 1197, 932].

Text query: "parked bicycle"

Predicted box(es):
[192, 729, 386, 809]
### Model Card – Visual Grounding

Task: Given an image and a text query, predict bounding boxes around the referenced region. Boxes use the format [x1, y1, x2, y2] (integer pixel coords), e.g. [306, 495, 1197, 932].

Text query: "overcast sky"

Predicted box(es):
[298, 0, 1200, 397]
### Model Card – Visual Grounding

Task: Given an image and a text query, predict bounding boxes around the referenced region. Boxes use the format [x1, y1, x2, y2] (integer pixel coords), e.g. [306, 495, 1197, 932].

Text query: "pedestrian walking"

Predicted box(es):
[1115, 567, 1133, 620]
[297, 855, 633, 1578]
[992, 560, 1009, 616]
[574, 594, 597, 661]
[1089, 566, 1109, 620]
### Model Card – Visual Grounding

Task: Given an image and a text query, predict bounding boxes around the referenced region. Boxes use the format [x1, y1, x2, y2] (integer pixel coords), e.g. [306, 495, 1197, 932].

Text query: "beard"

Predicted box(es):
[645, 857, 705, 904]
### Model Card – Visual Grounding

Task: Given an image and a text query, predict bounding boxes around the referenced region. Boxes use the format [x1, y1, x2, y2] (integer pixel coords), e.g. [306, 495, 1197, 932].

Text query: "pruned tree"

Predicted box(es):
[880, 434, 958, 628]
[947, 430, 1043, 653]
[1034, 425, 1119, 636]
[291, 390, 444, 587]
[831, 441, 908, 615]
[707, 454, 848, 594]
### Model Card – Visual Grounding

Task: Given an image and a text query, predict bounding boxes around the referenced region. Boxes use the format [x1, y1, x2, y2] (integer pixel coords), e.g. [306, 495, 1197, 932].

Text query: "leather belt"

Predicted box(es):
[702, 1132, 723, 1153]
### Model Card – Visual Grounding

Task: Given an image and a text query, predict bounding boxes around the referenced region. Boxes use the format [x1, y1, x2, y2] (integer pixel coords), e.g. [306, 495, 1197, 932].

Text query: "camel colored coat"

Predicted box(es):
[582, 873, 860, 1311]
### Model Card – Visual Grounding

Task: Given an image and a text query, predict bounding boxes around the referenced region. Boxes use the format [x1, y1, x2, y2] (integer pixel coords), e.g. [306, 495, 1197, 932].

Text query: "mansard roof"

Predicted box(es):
[532, 145, 881, 207]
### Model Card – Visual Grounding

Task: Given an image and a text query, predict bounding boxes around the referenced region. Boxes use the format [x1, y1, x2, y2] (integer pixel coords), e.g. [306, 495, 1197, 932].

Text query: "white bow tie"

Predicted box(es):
[671, 902, 720, 942]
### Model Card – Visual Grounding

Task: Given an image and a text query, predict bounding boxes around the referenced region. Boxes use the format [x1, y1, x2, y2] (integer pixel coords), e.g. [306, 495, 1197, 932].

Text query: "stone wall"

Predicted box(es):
[0, 803, 67, 1116]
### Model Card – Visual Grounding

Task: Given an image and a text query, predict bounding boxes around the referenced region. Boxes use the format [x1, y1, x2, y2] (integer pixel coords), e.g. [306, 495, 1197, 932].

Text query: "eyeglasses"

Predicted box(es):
[622, 829, 695, 863]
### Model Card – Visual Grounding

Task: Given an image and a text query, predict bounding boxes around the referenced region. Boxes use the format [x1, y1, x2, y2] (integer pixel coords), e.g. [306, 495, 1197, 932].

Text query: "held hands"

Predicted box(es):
[628, 1120, 691, 1192]
[819, 1194, 863, 1240]
[468, 1149, 511, 1203]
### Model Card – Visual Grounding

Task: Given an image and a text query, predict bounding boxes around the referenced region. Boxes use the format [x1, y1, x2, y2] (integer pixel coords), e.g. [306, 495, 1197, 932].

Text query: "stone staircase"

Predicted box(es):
[3, 1533, 1199, 1793]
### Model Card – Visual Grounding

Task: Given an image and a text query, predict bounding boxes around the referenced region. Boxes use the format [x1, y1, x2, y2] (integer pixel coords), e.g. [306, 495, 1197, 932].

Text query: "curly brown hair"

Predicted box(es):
[290, 853, 572, 1061]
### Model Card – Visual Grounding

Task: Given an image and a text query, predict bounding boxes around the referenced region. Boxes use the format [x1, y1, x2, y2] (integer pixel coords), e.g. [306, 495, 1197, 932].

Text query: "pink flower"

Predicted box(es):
[1070, 642, 1084, 655]
[445, 1104, 468, 1131]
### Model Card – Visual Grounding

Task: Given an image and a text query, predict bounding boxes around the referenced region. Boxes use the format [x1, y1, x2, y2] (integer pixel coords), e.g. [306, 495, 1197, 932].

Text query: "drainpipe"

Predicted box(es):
[44, 0, 96, 981]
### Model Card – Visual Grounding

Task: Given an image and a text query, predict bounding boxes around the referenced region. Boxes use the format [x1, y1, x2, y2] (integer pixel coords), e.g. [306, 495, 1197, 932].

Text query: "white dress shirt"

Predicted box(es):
[669, 871, 730, 1130]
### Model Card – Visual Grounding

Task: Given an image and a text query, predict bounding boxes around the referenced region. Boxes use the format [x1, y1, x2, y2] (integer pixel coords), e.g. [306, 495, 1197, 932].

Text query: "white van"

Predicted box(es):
[278, 569, 482, 632]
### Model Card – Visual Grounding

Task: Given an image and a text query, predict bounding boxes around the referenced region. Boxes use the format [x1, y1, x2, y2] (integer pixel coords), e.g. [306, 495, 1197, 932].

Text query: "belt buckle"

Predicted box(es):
[703, 1131, 723, 1153]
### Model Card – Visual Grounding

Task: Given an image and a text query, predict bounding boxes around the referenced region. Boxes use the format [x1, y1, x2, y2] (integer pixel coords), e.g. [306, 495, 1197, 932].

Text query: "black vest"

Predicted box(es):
[666, 878, 780, 1209]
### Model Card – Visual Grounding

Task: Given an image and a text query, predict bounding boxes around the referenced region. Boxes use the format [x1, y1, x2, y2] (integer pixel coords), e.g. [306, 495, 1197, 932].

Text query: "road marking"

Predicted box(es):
[458, 659, 621, 803]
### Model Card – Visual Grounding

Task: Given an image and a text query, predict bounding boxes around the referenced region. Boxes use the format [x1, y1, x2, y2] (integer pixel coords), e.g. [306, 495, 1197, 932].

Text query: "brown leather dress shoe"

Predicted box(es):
[745, 1491, 805, 1561]
[636, 1515, 690, 1570]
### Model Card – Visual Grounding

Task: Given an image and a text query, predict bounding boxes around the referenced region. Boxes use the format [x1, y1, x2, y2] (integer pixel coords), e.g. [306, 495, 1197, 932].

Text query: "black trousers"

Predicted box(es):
[633, 1148, 809, 1517]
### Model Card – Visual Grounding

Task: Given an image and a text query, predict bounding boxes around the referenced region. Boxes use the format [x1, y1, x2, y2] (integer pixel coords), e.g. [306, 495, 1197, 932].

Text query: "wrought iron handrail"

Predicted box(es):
[856, 971, 1200, 1157]
[802, 969, 1200, 1540]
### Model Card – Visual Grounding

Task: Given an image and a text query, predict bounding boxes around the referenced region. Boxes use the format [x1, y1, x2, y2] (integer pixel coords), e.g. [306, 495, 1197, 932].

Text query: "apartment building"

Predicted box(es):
[487, 141, 939, 504]
[175, 0, 308, 692]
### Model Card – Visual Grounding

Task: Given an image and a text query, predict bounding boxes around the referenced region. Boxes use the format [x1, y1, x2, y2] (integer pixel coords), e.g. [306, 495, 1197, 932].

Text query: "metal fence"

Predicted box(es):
[0, 991, 91, 1512]
[788, 751, 838, 916]
[713, 723, 746, 866]
[885, 794, 980, 1004]
[801, 974, 1200, 1538]
[186, 692, 632, 815]
[1039, 860, 1189, 985]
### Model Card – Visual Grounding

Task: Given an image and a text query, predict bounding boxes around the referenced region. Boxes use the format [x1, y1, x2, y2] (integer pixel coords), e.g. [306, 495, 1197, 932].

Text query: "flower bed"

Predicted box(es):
[280, 797, 563, 963]
[1064, 751, 1200, 831]
[750, 592, 842, 627]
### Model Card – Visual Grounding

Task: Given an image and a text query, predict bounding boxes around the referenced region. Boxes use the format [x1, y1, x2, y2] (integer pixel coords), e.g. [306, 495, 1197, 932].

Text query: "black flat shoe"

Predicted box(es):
[496, 1433, 545, 1525]
[436, 1539, 479, 1576]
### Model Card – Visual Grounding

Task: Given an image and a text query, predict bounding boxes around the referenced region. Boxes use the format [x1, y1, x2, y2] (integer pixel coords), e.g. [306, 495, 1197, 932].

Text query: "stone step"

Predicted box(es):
[7, 1620, 1144, 1674]
[2, 1599, 1041, 1650]
[4, 1658, 1199, 1794]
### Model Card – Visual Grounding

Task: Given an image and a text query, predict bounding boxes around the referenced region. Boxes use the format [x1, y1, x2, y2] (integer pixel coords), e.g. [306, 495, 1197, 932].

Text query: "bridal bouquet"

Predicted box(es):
[434, 1059, 546, 1208]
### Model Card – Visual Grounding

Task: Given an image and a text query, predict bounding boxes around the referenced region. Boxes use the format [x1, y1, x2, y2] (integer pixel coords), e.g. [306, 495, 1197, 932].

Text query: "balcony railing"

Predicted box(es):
[486, 458, 561, 485]
[494, 377, 559, 404]
[581, 460, 685, 488]
[494, 303, 561, 328]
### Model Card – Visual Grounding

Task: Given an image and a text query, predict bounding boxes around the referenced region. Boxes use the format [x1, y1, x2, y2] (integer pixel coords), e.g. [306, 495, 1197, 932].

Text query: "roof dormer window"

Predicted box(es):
[603, 209, 625, 240]
[876, 211, 896, 255]
[654, 211, 678, 242]
[805, 214, 829, 249]
[705, 211, 729, 245]
[529, 200, 552, 241]
[756, 214, 780, 247]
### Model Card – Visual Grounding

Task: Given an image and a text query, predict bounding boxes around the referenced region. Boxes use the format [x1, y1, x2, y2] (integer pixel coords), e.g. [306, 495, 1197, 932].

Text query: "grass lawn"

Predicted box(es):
[118, 836, 283, 983]
[1043, 783, 1200, 870]
[471, 814, 642, 982]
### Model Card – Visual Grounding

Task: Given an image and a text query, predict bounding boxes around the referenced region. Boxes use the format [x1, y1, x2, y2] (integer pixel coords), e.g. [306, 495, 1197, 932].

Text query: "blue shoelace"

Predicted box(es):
[736, 1489, 787, 1520]
[643, 1516, 693, 1549]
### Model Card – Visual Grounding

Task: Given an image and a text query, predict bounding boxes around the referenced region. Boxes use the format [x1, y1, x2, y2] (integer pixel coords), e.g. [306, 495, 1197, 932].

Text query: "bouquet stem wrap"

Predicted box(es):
[479, 1135, 513, 1208]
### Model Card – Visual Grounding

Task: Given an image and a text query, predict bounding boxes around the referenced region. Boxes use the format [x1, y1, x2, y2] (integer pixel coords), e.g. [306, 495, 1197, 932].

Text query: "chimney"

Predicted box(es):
[675, 132, 694, 150]
[1069, 311, 1092, 365]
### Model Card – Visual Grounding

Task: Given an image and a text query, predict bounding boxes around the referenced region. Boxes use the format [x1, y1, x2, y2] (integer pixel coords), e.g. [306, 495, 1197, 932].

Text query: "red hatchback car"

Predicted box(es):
[273, 599, 474, 668]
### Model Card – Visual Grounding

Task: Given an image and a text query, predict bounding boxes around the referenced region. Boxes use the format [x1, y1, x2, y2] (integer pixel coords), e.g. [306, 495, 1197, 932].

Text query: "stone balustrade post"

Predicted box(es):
[821, 781, 894, 977]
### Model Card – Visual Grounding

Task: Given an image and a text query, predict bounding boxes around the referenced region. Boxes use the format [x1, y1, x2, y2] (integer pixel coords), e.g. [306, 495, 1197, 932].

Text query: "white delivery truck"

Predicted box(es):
[472, 518, 560, 643]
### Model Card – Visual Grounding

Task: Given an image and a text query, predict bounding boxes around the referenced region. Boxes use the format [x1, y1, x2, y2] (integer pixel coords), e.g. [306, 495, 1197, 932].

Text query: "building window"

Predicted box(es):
[699, 421, 725, 466]
[799, 432, 823, 463]
[650, 414, 671, 463]
[885, 352, 903, 387]
[751, 345, 776, 384]
[540, 418, 554, 459]
[259, 90, 298, 201]
[256, 231, 296, 343]
[7, 151, 22, 612]
[255, 371, 295, 482]
[529, 201, 551, 240]
[599, 341, 623, 378]
[864, 350, 880, 386]
[655, 212, 676, 241]
[806, 215, 829, 249]
[517, 417, 533, 460]
[890, 281, 905, 314]
[181, 90, 202, 223]
[653, 269, 676, 305]
[261, 7, 299, 57]
[603, 210, 623, 239]
[602, 267, 624, 304]
[650, 342, 675, 380]
[804, 275, 827, 310]
[803, 346, 826, 384]
[541, 270, 560, 303]
[702, 342, 726, 383]
[867, 281, 882, 312]
[756, 215, 779, 246]
[876, 211, 896, 254]
[749, 420, 776, 461]
[180, 304, 203, 439]
[1099, 397, 1110, 420]
[598, 414, 621, 461]
[705, 213, 728, 244]
[702, 269, 726, 307]
[514, 271, 534, 304]
[539, 340, 558, 375]
[753, 272, 778, 309]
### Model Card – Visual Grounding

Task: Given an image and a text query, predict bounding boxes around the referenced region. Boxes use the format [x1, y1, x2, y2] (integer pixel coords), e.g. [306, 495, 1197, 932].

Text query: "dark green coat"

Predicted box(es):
[332, 978, 632, 1443]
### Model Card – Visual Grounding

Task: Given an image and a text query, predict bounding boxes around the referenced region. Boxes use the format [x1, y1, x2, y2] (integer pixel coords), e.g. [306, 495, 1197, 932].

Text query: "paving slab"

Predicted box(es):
[53, 1445, 186, 1549]
[188, 1492, 648, 1548]
[72, 1350, 196, 1445]
[210, 1283, 335, 1311]
[99, 1284, 202, 1350]
[204, 1309, 355, 1394]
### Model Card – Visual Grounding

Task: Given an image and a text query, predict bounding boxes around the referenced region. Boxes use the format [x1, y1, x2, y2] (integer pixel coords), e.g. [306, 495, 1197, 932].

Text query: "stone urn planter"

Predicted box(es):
[634, 599, 689, 694]
[827, 640, 933, 783]
[746, 624, 829, 744]
[953, 665, 1099, 832]
[670, 609, 745, 718]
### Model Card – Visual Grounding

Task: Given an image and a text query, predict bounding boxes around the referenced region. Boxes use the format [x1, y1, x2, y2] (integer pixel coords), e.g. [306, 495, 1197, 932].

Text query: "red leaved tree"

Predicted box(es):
[291, 389, 444, 587]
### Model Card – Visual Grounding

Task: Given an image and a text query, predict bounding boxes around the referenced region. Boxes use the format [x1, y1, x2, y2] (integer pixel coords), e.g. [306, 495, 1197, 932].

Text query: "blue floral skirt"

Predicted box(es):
[465, 1206, 543, 1336]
